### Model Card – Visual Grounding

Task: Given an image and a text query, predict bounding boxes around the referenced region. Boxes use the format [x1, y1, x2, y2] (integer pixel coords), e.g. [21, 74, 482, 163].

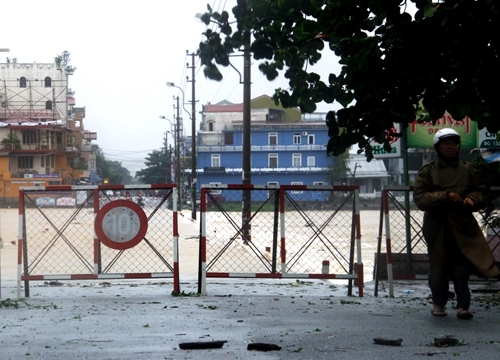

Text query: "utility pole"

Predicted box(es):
[174, 96, 182, 209]
[164, 132, 169, 183]
[187, 51, 197, 220]
[241, 12, 252, 244]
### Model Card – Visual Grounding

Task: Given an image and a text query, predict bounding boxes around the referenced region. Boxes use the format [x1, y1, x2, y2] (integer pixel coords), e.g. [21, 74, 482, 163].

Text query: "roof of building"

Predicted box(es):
[0, 119, 66, 128]
[202, 94, 300, 116]
[203, 103, 243, 112]
[345, 157, 390, 178]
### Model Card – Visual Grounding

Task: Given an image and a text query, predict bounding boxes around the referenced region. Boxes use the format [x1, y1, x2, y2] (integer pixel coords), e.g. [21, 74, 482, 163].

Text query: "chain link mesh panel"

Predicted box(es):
[96, 189, 174, 275]
[282, 187, 358, 276]
[201, 185, 360, 280]
[203, 186, 279, 274]
[376, 188, 426, 280]
[20, 186, 177, 295]
[480, 187, 500, 262]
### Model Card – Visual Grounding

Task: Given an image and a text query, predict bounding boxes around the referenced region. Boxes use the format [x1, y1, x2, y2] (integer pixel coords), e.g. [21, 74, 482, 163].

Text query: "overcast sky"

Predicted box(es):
[2, 0, 340, 175]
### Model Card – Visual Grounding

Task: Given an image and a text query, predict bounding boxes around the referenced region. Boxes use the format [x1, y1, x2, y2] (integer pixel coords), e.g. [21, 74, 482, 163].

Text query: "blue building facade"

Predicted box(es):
[195, 97, 334, 191]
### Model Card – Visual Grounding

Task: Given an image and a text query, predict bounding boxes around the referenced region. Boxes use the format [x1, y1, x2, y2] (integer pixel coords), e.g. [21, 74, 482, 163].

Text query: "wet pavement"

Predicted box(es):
[2, 277, 500, 360]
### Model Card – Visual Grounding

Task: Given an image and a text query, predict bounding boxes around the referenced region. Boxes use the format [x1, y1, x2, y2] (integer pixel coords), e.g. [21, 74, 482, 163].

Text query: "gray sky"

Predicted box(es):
[2, 0, 340, 175]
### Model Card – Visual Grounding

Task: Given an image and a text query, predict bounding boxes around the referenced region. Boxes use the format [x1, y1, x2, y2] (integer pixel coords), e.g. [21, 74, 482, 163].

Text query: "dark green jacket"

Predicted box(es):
[413, 158, 500, 278]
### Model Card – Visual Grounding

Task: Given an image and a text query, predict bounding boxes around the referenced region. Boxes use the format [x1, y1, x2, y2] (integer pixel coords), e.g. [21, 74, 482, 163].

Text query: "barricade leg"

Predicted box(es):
[355, 263, 364, 297]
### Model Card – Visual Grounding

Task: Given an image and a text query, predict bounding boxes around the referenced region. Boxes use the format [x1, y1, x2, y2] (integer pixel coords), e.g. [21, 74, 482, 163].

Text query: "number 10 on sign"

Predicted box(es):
[95, 200, 148, 250]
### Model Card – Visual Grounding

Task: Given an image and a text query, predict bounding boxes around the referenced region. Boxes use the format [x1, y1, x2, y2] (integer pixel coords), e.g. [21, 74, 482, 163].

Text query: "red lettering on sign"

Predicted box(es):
[410, 114, 471, 135]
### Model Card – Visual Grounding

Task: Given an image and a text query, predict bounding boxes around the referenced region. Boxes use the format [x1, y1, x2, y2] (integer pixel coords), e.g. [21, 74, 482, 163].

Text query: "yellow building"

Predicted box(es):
[0, 60, 96, 204]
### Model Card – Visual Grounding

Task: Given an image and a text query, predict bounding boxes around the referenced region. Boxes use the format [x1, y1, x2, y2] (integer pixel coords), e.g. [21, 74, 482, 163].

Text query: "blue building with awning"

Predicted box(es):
[194, 96, 334, 195]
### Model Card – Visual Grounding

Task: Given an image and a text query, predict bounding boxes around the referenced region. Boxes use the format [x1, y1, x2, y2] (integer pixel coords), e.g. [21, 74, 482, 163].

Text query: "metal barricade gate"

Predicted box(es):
[374, 187, 425, 297]
[18, 184, 179, 297]
[200, 184, 363, 296]
[375, 186, 500, 297]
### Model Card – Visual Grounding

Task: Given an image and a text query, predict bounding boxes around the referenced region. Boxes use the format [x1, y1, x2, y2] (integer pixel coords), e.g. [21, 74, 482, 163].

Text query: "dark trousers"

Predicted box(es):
[429, 263, 471, 310]
[428, 220, 472, 310]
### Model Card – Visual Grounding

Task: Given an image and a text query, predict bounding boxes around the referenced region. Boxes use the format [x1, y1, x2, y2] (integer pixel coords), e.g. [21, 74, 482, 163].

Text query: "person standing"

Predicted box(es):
[413, 128, 500, 319]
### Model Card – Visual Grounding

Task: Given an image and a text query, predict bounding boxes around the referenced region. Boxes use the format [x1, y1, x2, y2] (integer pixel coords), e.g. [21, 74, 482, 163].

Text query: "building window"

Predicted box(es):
[40, 155, 56, 168]
[20, 77, 27, 88]
[313, 181, 325, 186]
[67, 135, 76, 147]
[291, 181, 303, 194]
[211, 154, 220, 167]
[46, 100, 52, 110]
[22, 131, 37, 144]
[269, 153, 278, 168]
[44, 76, 52, 87]
[293, 133, 301, 144]
[292, 153, 301, 167]
[41, 155, 55, 168]
[308, 134, 315, 144]
[269, 132, 277, 145]
[307, 156, 315, 167]
[208, 122, 214, 131]
[225, 132, 234, 145]
[18, 156, 34, 169]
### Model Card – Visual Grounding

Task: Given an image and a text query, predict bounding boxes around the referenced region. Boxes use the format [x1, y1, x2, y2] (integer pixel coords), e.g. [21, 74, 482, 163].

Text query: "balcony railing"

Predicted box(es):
[198, 144, 325, 152]
[185, 166, 327, 174]
[2, 143, 80, 152]
[83, 132, 97, 140]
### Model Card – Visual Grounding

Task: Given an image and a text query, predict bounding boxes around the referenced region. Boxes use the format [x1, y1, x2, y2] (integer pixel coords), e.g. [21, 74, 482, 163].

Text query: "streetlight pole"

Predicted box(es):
[174, 96, 182, 209]
[187, 52, 198, 220]
[167, 82, 196, 218]
[159, 116, 173, 183]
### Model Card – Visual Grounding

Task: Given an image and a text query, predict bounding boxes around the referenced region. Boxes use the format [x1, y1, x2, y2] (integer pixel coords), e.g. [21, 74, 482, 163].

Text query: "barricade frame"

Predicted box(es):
[17, 184, 179, 297]
[375, 186, 500, 297]
[199, 184, 363, 296]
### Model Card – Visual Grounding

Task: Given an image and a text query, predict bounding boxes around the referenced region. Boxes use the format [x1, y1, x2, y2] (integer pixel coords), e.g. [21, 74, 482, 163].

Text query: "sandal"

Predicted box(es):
[431, 304, 448, 317]
[431, 309, 448, 317]
[456, 309, 473, 320]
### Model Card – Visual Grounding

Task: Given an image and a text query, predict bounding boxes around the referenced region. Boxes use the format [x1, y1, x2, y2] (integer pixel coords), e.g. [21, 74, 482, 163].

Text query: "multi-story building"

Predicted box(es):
[195, 95, 334, 192]
[0, 60, 97, 203]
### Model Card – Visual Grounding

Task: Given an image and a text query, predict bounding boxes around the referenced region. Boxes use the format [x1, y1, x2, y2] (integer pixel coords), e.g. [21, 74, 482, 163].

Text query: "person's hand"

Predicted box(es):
[463, 197, 475, 207]
[447, 192, 464, 204]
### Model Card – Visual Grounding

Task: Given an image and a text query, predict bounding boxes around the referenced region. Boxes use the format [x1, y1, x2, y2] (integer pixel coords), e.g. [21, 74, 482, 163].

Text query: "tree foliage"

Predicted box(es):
[326, 150, 349, 184]
[198, 0, 500, 160]
[93, 145, 133, 184]
[135, 148, 172, 184]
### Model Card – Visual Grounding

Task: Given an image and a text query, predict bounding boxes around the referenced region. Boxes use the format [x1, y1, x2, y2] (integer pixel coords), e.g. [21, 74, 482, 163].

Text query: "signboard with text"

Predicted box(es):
[478, 128, 500, 149]
[406, 113, 477, 148]
[371, 124, 401, 158]
[89, 154, 96, 172]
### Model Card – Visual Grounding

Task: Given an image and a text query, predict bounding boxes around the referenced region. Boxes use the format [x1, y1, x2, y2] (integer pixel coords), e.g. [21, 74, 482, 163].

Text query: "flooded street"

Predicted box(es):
[1, 207, 412, 283]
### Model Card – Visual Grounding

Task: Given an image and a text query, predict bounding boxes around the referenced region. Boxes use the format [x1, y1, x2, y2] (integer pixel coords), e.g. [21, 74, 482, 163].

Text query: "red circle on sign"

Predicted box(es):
[95, 200, 148, 250]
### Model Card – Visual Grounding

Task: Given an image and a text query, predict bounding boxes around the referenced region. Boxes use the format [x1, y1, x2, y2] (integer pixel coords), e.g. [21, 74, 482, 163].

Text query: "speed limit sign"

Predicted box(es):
[95, 200, 148, 250]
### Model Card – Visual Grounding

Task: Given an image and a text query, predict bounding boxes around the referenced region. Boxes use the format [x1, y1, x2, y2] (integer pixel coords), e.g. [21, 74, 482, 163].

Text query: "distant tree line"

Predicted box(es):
[93, 145, 133, 185]
[135, 148, 173, 185]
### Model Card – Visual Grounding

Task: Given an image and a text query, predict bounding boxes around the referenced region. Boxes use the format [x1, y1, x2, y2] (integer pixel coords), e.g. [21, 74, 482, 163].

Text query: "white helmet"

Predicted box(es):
[433, 128, 461, 145]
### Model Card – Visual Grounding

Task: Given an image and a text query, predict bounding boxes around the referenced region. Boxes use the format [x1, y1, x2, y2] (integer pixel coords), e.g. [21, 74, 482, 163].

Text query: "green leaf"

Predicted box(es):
[423, 4, 438, 18]
[196, 0, 500, 161]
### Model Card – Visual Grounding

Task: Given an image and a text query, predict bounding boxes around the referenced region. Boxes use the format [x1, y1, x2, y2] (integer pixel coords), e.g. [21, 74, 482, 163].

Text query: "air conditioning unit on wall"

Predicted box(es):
[302, 132, 308, 136]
